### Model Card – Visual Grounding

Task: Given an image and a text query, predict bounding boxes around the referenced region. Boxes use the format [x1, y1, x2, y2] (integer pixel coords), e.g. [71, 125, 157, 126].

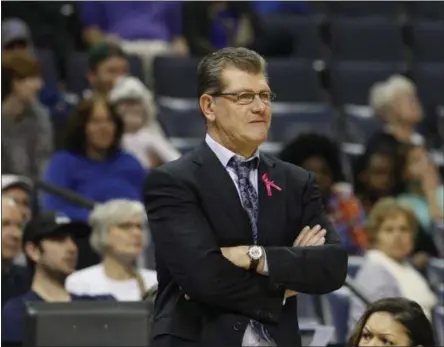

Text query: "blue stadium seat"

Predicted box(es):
[330, 17, 405, 62]
[427, 257, 444, 289]
[36, 49, 59, 86]
[268, 59, 324, 103]
[65, 52, 143, 95]
[433, 306, 444, 346]
[157, 104, 205, 139]
[260, 15, 325, 60]
[330, 2, 401, 17]
[321, 288, 351, 344]
[269, 104, 337, 143]
[330, 61, 406, 105]
[347, 256, 364, 278]
[153, 56, 200, 98]
[409, 2, 444, 20]
[412, 20, 444, 62]
[412, 63, 444, 106]
[343, 106, 383, 144]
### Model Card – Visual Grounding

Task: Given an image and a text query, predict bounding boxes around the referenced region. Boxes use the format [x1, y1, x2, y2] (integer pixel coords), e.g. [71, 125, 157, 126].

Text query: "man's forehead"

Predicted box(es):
[221, 67, 269, 90]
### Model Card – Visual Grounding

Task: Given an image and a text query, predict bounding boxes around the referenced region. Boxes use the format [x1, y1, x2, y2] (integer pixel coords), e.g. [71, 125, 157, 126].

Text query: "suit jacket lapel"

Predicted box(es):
[192, 142, 253, 243]
[257, 154, 287, 246]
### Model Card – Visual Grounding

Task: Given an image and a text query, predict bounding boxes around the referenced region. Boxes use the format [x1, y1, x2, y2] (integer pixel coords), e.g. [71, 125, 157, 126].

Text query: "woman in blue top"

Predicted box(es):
[42, 96, 147, 223]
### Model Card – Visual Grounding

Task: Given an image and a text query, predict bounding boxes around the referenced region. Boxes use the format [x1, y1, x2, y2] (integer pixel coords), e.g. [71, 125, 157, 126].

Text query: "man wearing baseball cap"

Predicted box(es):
[2, 211, 114, 344]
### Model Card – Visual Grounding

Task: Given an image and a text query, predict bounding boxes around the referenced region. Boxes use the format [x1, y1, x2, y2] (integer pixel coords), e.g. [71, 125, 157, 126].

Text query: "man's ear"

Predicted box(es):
[24, 241, 41, 264]
[199, 94, 216, 122]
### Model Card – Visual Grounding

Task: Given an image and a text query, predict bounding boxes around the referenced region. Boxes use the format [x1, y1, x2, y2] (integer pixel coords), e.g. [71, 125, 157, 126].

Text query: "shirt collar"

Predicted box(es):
[205, 133, 260, 168]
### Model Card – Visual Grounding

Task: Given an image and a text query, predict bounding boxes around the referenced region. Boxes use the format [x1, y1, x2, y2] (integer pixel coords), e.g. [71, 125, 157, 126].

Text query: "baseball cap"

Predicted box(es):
[1, 18, 31, 49]
[87, 42, 126, 71]
[2, 174, 33, 192]
[23, 211, 91, 245]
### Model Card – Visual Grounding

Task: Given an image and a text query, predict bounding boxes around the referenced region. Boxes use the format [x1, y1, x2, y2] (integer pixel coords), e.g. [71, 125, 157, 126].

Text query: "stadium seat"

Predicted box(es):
[330, 61, 406, 105]
[427, 257, 444, 289]
[260, 15, 325, 60]
[412, 20, 444, 62]
[65, 52, 143, 95]
[412, 63, 444, 106]
[269, 104, 338, 143]
[330, 2, 401, 18]
[157, 105, 205, 139]
[321, 287, 351, 344]
[343, 106, 383, 144]
[153, 56, 200, 98]
[347, 256, 365, 278]
[408, 2, 444, 20]
[36, 49, 59, 86]
[433, 306, 444, 346]
[330, 17, 405, 62]
[267, 59, 324, 103]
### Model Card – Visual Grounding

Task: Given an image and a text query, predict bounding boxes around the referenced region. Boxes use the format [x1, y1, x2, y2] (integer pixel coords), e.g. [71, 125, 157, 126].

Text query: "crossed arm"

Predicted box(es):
[144, 169, 347, 322]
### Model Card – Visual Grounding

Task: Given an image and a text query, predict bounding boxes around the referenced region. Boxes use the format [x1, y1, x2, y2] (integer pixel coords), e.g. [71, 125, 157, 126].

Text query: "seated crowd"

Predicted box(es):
[1, 1, 443, 346]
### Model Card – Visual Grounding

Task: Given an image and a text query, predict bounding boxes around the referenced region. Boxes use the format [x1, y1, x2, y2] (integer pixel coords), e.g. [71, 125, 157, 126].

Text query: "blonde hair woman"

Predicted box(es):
[348, 198, 437, 330]
[65, 199, 157, 301]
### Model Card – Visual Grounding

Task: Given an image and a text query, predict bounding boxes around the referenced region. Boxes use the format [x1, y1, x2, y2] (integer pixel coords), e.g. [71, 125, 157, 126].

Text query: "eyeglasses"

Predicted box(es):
[211, 91, 276, 105]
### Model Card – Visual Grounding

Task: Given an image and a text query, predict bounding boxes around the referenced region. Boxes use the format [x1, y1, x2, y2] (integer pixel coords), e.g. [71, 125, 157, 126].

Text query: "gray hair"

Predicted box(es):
[89, 199, 148, 255]
[369, 75, 417, 119]
[197, 47, 267, 98]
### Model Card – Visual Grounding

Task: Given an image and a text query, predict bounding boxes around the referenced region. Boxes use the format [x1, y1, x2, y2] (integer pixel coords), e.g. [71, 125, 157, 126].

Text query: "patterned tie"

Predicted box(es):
[228, 155, 273, 343]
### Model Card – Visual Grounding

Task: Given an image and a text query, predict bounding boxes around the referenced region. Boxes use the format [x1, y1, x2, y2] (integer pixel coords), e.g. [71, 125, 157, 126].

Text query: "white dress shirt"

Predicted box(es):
[205, 134, 276, 346]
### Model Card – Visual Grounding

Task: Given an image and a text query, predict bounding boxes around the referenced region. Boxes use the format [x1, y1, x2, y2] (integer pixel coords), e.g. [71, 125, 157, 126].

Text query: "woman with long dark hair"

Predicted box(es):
[348, 297, 435, 347]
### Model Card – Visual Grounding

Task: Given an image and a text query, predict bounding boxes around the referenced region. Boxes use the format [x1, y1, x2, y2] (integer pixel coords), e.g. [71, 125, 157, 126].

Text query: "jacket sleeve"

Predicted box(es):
[144, 168, 284, 323]
[264, 172, 348, 294]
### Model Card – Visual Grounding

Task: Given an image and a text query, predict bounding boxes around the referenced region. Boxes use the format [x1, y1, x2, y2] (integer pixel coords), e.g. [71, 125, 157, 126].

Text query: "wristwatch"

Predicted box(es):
[247, 246, 264, 270]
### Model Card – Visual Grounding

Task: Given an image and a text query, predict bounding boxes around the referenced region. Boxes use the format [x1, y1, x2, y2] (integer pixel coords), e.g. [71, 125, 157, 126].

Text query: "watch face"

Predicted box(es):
[249, 246, 263, 260]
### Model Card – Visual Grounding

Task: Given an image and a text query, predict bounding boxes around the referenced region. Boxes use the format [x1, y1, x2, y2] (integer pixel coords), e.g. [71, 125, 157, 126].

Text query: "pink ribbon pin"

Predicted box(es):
[262, 173, 282, 197]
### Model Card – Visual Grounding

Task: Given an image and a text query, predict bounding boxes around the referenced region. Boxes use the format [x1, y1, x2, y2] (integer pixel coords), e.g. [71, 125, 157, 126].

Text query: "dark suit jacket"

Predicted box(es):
[143, 142, 348, 347]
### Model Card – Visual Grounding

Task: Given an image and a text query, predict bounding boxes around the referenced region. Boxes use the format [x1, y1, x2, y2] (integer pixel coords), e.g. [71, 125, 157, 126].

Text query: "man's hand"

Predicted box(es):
[285, 225, 327, 299]
[221, 246, 250, 270]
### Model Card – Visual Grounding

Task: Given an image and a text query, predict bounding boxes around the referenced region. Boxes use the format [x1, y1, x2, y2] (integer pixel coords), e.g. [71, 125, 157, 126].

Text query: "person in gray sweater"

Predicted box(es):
[1, 51, 53, 180]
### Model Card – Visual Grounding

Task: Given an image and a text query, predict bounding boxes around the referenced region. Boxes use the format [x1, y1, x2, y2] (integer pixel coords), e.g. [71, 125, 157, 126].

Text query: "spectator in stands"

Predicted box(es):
[354, 144, 402, 215]
[1, 197, 30, 308]
[398, 144, 444, 234]
[1, 18, 33, 54]
[348, 297, 435, 347]
[1, 211, 113, 343]
[279, 133, 369, 254]
[349, 198, 437, 331]
[80, 2, 188, 85]
[86, 42, 129, 97]
[2, 18, 76, 128]
[2, 174, 33, 221]
[182, 1, 293, 57]
[66, 200, 157, 301]
[366, 75, 424, 154]
[1, 51, 54, 180]
[42, 97, 147, 223]
[108, 76, 180, 169]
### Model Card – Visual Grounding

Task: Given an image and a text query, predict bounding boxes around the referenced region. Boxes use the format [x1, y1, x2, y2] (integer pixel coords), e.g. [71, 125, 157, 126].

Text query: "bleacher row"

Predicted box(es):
[300, 255, 444, 344]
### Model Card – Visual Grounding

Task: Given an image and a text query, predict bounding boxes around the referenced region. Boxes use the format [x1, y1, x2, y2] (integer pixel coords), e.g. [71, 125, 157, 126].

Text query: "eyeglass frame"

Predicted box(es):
[210, 91, 277, 105]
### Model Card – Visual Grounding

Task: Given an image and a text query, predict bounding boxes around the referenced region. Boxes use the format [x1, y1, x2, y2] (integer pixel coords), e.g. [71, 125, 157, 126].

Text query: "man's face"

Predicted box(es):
[205, 67, 272, 150]
[4, 186, 31, 221]
[87, 56, 129, 95]
[1, 199, 24, 262]
[28, 233, 78, 277]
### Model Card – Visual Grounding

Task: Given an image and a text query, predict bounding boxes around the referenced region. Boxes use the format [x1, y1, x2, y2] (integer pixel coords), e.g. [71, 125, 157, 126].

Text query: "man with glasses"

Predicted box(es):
[144, 47, 347, 347]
